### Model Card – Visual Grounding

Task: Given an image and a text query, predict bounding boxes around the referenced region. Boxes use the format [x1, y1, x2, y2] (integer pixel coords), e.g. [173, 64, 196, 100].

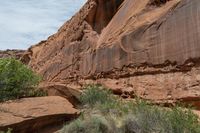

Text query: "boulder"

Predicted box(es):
[0, 96, 79, 133]
[39, 82, 82, 105]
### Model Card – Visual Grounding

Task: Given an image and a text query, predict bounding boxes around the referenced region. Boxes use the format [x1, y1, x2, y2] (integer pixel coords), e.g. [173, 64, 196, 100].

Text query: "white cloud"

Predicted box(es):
[0, 0, 86, 50]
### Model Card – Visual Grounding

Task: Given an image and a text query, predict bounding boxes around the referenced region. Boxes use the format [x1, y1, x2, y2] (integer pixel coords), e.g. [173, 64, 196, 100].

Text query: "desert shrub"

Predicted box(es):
[79, 85, 128, 116]
[79, 85, 115, 107]
[122, 99, 200, 133]
[61, 119, 84, 133]
[64, 85, 200, 133]
[26, 88, 48, 97]
[123, 105, 169, 133]
[167, 107, 200, 133]
[0, 58, 42, 102]
[61, 115, 117, 133]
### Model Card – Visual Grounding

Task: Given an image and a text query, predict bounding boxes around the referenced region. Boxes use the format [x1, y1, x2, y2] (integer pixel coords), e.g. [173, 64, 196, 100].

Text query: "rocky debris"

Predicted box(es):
[0, 96, 79, 133]
[20, 0, 200, 105]
[0, 50, 25, 59]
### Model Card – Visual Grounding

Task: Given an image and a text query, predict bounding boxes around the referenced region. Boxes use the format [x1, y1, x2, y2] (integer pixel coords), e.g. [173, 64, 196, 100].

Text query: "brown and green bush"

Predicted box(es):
[62, 85, 200, 133]
[0, 58, 45, 102]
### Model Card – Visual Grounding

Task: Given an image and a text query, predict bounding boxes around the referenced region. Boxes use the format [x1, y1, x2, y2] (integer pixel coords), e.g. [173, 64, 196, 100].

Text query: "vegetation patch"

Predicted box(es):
[0, 58, 46, 102]
[0, 128, 12, 133]
[61, 85, 200, 133]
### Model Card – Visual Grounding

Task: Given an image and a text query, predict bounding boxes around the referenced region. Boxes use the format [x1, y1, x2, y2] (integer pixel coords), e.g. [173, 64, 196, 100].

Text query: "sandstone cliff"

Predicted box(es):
[22, 0, 200, 106]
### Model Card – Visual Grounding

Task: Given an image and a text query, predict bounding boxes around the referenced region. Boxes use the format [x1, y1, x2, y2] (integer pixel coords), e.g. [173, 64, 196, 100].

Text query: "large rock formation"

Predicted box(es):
[22, 0, 200, 105]
[0, 96, 79, 133]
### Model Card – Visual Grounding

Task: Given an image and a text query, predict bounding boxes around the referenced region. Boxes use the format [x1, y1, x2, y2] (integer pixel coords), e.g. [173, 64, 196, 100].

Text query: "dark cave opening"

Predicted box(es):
[149, 0, 170, 6]
[85, 0, 124, 34]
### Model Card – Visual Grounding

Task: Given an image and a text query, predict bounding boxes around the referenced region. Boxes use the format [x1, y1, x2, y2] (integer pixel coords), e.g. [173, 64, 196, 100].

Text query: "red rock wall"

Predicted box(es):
[86, 0, 124, 33]
[23, 0, 200, 103]
[84, 0, 200, 76]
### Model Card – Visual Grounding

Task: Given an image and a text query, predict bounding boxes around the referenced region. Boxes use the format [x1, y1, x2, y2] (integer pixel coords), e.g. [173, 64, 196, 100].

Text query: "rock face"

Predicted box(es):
[22, 0, 200, 105]
[39, 82, 81, 105]
[86, 0, 124, 33]
[0, 96, 79, 133]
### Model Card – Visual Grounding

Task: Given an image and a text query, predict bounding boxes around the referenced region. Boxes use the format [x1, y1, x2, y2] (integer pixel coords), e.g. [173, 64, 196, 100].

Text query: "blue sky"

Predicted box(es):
[0, 0, 86, 50]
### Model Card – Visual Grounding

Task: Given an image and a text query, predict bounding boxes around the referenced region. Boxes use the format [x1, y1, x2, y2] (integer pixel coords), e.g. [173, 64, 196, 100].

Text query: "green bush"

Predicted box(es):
[63, 85, 200, 133]
[168, 107, 200, 133]
[0, 58, 42, 102]
[79, 84, 127, 116]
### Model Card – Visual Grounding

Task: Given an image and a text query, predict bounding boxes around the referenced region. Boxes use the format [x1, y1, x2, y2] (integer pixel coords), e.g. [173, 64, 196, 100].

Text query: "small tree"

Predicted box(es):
[0, 58, 41, 102]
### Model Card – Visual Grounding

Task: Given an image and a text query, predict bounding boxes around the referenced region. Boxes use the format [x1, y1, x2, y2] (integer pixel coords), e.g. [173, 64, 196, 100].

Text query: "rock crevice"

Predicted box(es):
[85, 0, 124, 33]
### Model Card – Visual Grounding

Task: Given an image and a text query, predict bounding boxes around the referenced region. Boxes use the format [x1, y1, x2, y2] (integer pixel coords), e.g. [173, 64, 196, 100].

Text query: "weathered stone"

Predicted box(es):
[86, 0, 124, 33]
[21, 0, 200, 105]
[90, 67, 200, 109]
[0, 96, 79, 133]
[39, 82, 82, 105]
[24, 0, 200, 78]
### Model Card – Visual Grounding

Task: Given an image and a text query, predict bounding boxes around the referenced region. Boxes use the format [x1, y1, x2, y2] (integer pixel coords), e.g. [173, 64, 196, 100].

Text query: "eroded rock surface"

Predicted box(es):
[22, 0, 200, 105]
[0, 96, 79, 133]
[86, 0, 124, 33]
[39, 82, 82, 105]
